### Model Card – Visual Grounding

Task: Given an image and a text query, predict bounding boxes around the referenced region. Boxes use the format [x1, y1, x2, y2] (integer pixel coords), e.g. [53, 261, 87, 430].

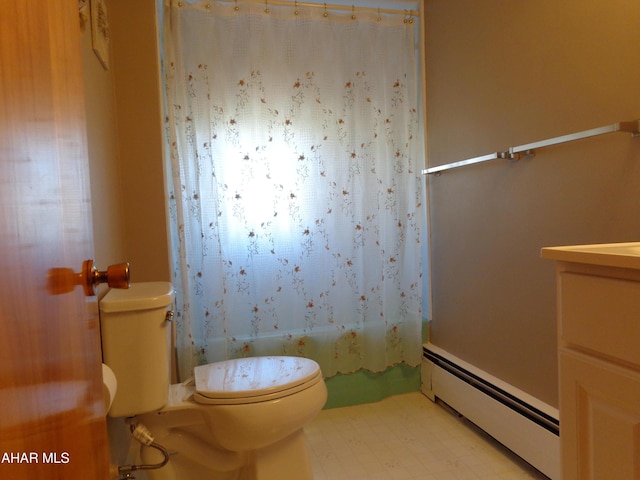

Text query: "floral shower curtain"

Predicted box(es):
[164, 0, 423, 381]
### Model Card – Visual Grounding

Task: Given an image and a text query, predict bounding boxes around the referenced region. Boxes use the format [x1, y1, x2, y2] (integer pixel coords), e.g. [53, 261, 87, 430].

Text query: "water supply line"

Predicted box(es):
[113, 422, 170, 480]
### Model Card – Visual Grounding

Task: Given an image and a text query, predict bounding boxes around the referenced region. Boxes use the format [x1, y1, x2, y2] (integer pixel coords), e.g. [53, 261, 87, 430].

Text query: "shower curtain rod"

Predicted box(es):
[227, 0, 420, 17]
[422, 119, 640, 175]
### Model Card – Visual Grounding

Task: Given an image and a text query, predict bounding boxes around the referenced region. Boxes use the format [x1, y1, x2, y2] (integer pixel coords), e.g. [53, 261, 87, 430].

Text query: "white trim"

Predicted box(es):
[422, 343, 560, 479]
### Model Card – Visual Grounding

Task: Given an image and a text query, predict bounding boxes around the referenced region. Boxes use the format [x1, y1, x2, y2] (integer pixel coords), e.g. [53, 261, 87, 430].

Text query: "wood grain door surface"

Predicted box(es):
[0, 1, 110, 478]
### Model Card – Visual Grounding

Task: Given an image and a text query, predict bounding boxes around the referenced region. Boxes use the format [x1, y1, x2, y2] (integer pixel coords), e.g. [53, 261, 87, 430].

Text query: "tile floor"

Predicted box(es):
[305, 392, 550, 480]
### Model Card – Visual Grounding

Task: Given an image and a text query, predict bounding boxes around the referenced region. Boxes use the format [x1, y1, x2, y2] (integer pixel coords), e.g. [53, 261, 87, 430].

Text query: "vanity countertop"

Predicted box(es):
[541, 242, 640, 270]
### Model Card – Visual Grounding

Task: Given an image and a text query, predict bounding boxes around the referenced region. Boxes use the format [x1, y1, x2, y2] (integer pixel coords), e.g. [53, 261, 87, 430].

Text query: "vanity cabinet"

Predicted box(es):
[542, 243, 640, 480]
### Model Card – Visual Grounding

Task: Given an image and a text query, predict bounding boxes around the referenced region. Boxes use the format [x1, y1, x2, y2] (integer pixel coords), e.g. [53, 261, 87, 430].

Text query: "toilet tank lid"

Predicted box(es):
[100, 282, 174, 312]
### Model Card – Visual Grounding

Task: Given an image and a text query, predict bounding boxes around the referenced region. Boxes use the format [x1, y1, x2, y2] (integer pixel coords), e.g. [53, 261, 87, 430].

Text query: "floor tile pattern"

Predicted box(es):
[306, 392, 550, 480]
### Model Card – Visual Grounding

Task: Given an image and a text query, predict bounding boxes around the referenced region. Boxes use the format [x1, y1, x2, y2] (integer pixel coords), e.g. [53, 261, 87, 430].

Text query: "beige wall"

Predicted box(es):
[109, 0, 170, 284]
[83, 0, 169, 285]
[81, 8, 126, 277]
[81, 0, 168, 466]
[424, 0, 640, 406]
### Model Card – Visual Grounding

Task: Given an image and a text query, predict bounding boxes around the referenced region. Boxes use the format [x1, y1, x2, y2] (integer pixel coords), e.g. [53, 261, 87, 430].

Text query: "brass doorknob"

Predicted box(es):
[82, 260, 130, 296]
[47, 260, 130, 296]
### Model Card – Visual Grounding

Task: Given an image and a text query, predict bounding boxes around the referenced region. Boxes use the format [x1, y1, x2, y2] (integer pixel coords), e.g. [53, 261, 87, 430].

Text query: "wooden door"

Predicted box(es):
[0, 1, 109, 478]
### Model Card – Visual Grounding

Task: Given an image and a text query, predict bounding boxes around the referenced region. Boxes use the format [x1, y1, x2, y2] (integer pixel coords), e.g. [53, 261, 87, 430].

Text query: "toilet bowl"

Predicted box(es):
[99, 282, 327, 480]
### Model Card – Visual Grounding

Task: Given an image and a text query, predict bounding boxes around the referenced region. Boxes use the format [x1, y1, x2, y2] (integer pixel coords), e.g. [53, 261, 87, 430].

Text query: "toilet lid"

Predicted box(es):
[194, 356, 321, 404]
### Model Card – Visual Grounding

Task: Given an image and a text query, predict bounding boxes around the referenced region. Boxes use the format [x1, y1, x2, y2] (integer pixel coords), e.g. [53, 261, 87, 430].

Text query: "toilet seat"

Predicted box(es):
[193, 356, 322, 405]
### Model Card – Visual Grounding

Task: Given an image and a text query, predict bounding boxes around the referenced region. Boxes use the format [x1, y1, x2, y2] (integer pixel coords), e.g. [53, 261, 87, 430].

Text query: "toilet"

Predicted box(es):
[99, 282, 327, 480]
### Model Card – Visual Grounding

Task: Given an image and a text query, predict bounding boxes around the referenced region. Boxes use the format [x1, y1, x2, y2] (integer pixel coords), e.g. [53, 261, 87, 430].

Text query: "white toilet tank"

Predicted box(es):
[100, 282, 175, 417]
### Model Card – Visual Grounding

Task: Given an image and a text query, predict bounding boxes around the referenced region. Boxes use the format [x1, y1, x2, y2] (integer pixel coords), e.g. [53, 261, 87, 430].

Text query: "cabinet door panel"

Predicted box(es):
[559, 272, 640, 367]
[560, 350, 640, 480]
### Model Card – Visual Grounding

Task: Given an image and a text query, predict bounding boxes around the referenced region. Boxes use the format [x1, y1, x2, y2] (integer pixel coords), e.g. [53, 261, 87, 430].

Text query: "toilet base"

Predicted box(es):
[141, 427, 314, 480]
[248, 429, 314, 480]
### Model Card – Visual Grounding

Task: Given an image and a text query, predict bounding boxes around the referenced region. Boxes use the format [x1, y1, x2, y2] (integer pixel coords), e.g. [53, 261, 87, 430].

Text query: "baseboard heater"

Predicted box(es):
[421, 343, 560, 479]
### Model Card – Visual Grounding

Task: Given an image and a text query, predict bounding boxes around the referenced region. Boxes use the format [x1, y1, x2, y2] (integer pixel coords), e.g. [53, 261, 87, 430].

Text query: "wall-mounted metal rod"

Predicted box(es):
[422, 119, 640, 176]
[510, 121, 640, 155]
[423, 152, 503, 175]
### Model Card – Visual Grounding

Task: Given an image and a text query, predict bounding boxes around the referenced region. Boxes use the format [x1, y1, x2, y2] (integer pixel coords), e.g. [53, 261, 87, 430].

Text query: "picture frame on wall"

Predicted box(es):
[90, 0, 110, 69]
[78, 0, 89, 31]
